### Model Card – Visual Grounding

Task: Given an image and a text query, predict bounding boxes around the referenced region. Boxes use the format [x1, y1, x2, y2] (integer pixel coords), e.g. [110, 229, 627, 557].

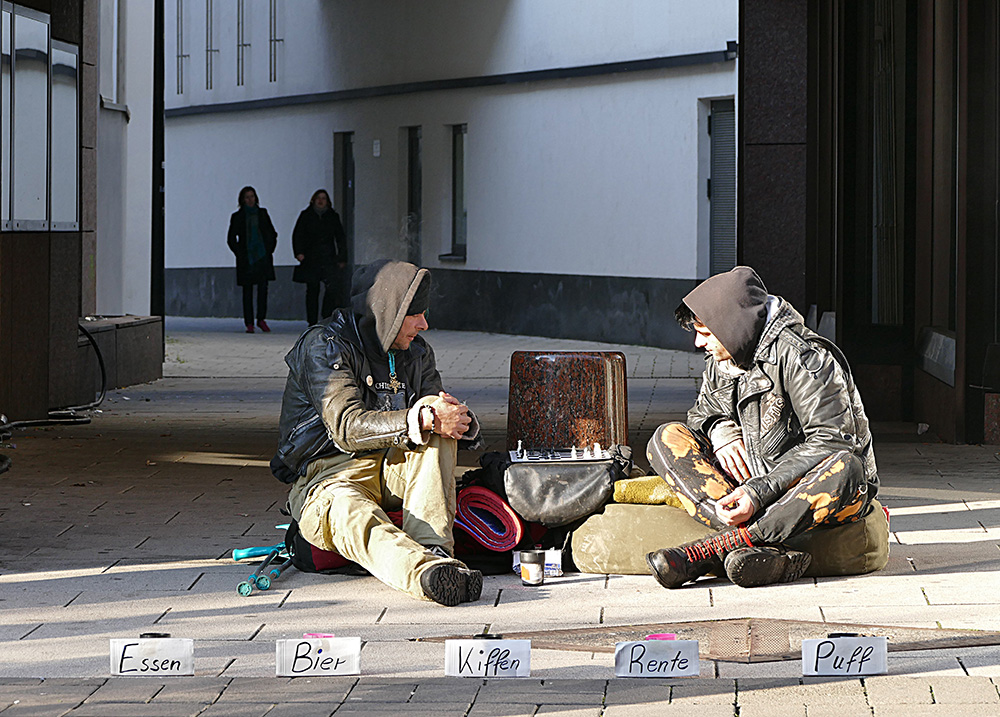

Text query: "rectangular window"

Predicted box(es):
[236, 0, 249, 86]
[708, 99, 736, 275]
[268, 0, 282, 83]
[50, 41, 78, 230]
[205, 0, 217, 90]
[175, 0, 188, 94]
[98, 0, 118, 101]
[2, 5, 11, 230]
[12, 7, 48, 229]
[450, 124, 467, 258]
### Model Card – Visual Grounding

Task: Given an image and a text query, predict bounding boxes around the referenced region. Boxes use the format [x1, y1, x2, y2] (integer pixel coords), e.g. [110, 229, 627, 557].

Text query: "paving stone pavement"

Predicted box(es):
[1, 317, 1000, 715]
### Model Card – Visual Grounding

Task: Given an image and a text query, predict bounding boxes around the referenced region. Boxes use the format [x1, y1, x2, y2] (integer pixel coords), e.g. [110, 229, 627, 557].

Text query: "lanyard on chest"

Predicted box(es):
[387, 350, 402, 394]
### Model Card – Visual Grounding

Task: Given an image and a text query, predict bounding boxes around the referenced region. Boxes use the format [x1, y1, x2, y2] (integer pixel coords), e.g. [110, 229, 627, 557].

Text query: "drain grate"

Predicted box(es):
[420, 618, 1000, 663]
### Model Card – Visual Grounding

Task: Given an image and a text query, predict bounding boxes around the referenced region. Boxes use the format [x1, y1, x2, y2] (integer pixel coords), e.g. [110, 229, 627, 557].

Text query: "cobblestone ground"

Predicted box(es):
[1, 318, 999, 715]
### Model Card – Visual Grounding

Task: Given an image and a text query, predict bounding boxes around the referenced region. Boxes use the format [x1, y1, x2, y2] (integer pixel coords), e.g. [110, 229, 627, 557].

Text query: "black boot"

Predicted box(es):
[646, 527, 754, 589]
[723, 546, 812, 587]
[420, 563, 483, 606]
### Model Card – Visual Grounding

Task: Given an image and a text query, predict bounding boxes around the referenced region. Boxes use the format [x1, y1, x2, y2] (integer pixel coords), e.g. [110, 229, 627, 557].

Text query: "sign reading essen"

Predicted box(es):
[110, 638, 194, 676]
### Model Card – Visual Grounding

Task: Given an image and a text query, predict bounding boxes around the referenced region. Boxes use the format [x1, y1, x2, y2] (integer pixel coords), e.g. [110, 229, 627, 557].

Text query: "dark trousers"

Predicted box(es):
[242, 281, 268, 325]
[305, 280, 338, 325]
[647, 423, 871, 545]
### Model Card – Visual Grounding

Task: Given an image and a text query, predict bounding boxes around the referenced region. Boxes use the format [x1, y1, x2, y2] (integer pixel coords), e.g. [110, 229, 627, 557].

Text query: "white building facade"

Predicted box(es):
[164, 0, 738, 348]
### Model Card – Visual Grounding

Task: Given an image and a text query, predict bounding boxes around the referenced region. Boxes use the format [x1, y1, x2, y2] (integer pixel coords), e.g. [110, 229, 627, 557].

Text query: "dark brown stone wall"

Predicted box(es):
[739, 0, 809, 311]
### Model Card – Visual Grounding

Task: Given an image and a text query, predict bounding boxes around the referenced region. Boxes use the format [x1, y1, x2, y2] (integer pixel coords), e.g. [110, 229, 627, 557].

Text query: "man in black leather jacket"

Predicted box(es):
[271, 260, 483, 605]
[646, 266, 879, 589]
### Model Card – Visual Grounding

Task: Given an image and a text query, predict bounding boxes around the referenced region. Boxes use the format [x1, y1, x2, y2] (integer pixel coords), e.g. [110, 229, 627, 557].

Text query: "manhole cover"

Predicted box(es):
[420, 618, 1000, 663]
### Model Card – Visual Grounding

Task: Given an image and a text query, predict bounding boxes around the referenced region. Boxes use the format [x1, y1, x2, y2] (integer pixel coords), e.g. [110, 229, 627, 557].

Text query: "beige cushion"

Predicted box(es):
[572, 500, 889, 577]
[572, 504, 713, 575]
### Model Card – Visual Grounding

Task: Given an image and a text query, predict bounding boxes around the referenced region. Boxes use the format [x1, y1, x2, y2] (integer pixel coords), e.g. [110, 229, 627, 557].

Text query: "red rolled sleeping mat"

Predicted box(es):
[454, 485, 524, 552]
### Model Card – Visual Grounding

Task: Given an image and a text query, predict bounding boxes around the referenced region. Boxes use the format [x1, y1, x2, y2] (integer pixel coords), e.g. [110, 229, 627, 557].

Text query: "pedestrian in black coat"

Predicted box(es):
[228, 186, 278, 333]
[292, 188, 348, 325]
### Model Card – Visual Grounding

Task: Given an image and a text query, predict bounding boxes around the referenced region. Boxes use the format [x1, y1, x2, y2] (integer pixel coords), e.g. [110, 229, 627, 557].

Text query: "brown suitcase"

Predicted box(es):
[506, 350, 628, 451]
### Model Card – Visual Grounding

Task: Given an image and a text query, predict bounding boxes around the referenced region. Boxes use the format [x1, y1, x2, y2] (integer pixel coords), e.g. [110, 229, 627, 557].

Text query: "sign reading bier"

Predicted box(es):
[276, 637, 361, 677]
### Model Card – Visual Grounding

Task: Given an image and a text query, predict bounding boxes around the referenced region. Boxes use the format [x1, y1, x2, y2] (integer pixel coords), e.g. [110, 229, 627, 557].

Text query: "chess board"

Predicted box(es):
[508, 447, 611, 463]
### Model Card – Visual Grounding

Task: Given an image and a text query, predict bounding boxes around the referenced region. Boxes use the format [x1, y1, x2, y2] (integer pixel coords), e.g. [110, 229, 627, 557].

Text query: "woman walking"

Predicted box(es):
[227, 186, 278, 333]
[292, 189, 348, 325]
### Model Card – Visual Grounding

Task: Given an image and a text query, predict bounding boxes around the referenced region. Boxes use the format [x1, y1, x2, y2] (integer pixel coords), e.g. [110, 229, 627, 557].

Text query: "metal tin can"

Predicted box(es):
[519, 549, 545, 586]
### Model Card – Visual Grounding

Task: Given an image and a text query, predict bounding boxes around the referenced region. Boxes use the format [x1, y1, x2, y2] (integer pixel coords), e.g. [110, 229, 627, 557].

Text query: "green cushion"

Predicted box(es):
[572, 500, 889, 577]
[788, 499, 889, 577]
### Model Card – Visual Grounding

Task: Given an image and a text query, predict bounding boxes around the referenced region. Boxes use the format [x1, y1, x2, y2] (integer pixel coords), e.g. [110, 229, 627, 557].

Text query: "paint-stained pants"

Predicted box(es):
[296, 435, 464, 600]
[647, 423, 871, 545]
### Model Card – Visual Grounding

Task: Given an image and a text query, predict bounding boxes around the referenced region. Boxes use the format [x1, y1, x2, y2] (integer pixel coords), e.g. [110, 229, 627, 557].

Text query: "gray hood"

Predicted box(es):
[682, 266, 769, 367]
[350, 260, 430, 354]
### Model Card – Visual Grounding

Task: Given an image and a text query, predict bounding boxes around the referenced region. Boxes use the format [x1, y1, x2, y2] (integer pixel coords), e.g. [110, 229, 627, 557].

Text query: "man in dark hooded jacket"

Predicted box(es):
[646, 266, 879, 589]
[271, 260, 483, 605]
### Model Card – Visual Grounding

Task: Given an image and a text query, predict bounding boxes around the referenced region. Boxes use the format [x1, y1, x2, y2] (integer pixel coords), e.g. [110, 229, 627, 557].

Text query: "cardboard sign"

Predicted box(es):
[445, 639, 531, 677]
[614, 640, 700, 678]
[276, 637, 361, 676]
[802, 637, 888, 676]
[110, 639, 194, 676]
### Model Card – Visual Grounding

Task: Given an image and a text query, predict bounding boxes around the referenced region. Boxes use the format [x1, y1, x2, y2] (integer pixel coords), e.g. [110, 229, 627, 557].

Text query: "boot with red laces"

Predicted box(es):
[646, 527, 754, 589]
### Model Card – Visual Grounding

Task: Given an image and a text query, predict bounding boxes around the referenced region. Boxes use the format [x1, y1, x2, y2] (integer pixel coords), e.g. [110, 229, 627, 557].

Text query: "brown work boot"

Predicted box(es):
[724, 546, 812, 587]
[646, 527, 754, 589]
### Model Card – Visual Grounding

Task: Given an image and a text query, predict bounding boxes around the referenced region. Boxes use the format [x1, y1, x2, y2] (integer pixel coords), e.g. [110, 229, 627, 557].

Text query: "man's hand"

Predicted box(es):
[430, 391, 471, 439]
[716, 438, 752, 484]
[715, 486, 755, 526]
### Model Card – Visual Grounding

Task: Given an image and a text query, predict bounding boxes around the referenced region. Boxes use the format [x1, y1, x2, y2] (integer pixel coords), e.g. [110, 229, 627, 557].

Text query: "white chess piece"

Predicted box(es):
[594, 442, 601, 457]
[571, 446, 578, 459]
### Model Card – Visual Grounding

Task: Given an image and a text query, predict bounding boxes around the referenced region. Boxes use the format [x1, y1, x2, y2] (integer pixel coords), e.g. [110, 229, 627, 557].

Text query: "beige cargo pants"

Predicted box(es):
[294, 434, 465, 600]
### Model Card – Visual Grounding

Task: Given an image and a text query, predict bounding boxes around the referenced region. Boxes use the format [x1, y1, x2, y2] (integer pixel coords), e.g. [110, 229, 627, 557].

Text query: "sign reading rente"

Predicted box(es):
[614, 640, 700, 678]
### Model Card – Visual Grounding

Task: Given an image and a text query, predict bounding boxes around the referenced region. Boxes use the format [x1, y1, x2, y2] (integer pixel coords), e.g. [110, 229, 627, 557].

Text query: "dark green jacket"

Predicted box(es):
[687, 298, 879, 510]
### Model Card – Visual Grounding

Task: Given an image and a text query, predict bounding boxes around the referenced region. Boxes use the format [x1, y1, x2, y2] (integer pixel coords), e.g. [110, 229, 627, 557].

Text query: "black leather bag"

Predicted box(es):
[503, 445, 632, 527]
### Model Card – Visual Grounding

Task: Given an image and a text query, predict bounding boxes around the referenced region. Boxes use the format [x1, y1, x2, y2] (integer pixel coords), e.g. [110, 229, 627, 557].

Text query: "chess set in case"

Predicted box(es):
[501, 350, 631, 527]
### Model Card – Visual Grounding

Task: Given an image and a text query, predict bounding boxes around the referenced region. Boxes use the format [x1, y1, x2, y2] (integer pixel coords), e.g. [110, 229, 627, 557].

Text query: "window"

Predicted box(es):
[1, 6, 11, 230]
[99, 0, 118, 102]
[50, 42, 78, 229]
[0, 5, 79, 232]
[708, 99, 736, 274]
[175, 0, 188, 94]
[236, 0, 249, 86]
[205, 0, 217, 90]
[450, 124, 467, 259]
[268, 0, 282, 83]
[12, 7, 49, 229]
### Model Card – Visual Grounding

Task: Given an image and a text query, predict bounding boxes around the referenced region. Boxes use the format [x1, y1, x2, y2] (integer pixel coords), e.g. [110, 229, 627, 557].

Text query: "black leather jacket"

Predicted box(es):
[273, 309, 444, 482]
[687, 299, 879, 510]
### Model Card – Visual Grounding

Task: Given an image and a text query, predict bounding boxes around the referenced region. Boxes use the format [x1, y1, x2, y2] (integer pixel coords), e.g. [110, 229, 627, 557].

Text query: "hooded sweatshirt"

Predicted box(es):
[351, 259, 430, 355]
[681, 266, 769, 368]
